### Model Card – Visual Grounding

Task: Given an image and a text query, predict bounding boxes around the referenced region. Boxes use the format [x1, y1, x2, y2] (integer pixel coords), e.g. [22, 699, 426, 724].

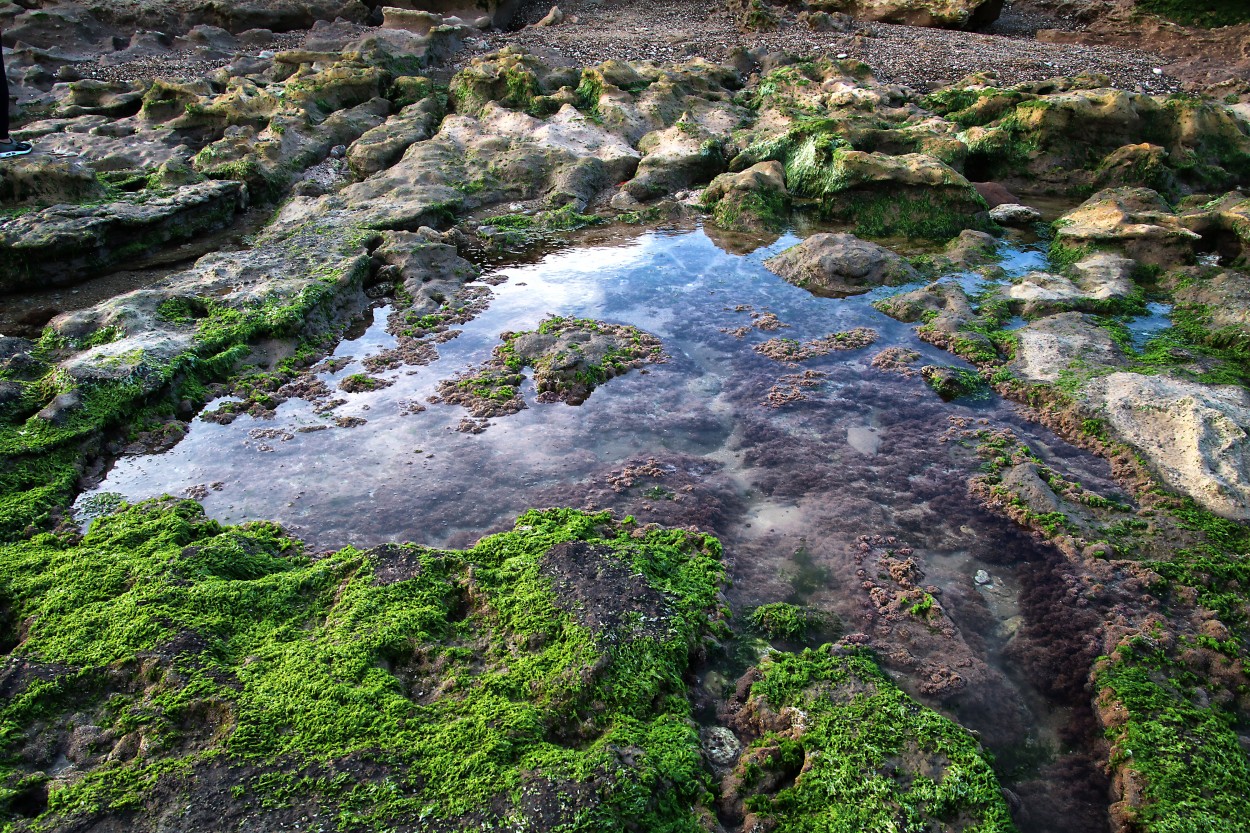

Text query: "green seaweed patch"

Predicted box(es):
[1097, 640, 1250, 833]
[748, 603, 814, 641]
[732, 647, 1016, 832]
[0, 502, 727, 829]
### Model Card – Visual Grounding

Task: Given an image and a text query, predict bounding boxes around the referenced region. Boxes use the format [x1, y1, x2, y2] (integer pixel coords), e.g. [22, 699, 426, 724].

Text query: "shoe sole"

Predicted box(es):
[0, 149, 33, 159]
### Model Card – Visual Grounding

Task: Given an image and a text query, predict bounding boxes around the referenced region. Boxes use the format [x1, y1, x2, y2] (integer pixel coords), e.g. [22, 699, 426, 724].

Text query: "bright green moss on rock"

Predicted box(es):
[0, 502, 727, 830]
[727, 646, 1016, 832]
[1135, 0, 1250, 27]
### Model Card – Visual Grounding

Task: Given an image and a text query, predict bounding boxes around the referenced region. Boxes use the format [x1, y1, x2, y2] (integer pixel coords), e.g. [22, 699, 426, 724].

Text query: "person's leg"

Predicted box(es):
[1, 36, 9, 140]
[0, 39, 32, 156]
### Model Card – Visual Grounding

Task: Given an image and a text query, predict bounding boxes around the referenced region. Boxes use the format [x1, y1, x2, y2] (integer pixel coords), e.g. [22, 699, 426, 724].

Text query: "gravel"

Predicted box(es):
[34, 0, 1181, 94]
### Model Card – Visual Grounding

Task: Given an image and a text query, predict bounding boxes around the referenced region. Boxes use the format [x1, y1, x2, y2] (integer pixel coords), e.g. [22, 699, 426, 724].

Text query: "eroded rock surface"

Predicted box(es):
[764, 232, 917, 297]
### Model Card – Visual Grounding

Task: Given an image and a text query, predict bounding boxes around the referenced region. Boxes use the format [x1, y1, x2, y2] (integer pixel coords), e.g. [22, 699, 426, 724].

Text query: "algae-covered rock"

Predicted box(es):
[1089, 372, 1250, 520]
[433, 316, 665, 422]
[921, 364, 987, 399]
[0, 180, 247, 293]
[721, 646, 1015, 831]
[702, 160, 790, 231]
[0, 502, 725, 830]
[0, 154, 106, 206]
[1054, 187, 1201, 268]
[1181, 190, 1250, 267]
[764, 232, 917, 297]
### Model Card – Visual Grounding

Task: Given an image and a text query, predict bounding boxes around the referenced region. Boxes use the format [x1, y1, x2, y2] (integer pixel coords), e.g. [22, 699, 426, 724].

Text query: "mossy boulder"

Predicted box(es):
[764, 232, 918, 297]
[702, 160, 790, 231]
[721, 647, 1016, 831]
[0, 155, 106, 206]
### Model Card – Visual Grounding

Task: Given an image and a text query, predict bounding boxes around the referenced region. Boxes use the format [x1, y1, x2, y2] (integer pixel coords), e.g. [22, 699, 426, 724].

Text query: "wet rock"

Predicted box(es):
[1053, 187, 1201, 268]
[1169, 267, 1250, 348]
[373, 229, 480, 315]
[974, 569, 991, 585]
[1088, 372, 1250, 520]
[764, 232, 917, 297]
[989, 203, 1042, 226]
[921, 365, 986, 400]
[35, 391, 82, 425]
[1009, 311, 1127, 383]
[700, 726, 741, 769]
[1093, 143, 1182, 201]
[701, 161, 789, 231]
[0, 181, 247, 293]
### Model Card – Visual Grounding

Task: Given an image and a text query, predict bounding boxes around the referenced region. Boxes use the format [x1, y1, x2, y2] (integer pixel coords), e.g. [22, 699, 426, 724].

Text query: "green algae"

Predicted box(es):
[0, 502, 726, 830]
[1136, 0, 1250, 27]
[737, 647, 1016, 833]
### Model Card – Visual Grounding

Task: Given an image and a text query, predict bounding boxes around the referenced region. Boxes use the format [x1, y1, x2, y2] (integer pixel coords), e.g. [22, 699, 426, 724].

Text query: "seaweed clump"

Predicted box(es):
[722, 646, 1016, 832]
[0, 501, 726, 831]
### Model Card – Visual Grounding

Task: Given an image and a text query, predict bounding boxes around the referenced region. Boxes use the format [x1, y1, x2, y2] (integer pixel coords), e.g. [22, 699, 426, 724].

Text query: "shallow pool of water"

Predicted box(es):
[80, 227, 1120, 829]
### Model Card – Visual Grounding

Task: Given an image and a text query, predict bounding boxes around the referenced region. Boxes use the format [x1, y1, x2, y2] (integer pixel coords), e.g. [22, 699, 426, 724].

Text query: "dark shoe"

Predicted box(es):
[0, 140, 33, 159]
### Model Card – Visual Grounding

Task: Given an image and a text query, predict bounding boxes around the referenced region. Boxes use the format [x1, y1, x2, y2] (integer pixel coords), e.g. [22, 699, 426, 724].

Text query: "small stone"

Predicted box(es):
[974, 569, 991, 585]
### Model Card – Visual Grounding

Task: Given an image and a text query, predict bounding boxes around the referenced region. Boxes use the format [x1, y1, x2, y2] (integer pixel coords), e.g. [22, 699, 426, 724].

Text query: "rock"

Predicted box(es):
[0, 181, 248, 293]
[974, 569, 991, 585]
[35, 391, 82, 425]
[764, 232, 917, 297]
[773, 0, 1002, 29]
[346, 97, 443, 177]
[701, 161, 789, 231]
[0, 155, 107, 206]
[1054, 187, 1201, 268]
[1181, 191, 1250, 267]
[921, 365, 985, 400]
[989, 203, 1042, 226]
[1170, 267, 1250, 347]
[942, 229, 998, 268]
[534, 5, 564, 27]
[1005, 254, 1136, 317]
[1089, 373, 1250, 520]
[974, 181, 1019, 208]
[700, 726, 742, 768]
[373, 230, 480, 314]
[1094, 143, 1182, 201]
[625, 119, 728, 201]
[1008, 311, 1126, 383]
[377, 0, 521, 28]
[381, 7, 445, 34]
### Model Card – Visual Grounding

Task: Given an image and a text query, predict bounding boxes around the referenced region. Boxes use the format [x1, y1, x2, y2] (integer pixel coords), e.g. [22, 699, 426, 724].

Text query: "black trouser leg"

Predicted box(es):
[1, 41, 9, 139]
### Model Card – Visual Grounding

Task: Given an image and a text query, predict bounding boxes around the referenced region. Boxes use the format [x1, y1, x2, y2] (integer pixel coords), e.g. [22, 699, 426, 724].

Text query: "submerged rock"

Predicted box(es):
[764, 232, 917, 297]
[1089, 372, 1250, 521]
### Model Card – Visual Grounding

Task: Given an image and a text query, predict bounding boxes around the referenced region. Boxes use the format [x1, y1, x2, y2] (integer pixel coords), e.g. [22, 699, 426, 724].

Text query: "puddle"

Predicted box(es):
[79, 228, 1116, 830]
[1125, 301, 1174, 350]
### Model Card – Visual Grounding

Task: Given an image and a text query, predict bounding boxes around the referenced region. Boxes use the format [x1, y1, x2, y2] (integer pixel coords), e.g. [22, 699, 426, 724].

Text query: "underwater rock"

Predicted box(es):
[432, 316, 665, 421]
[764, 232, 917, 297]
[1089, 372, 1250, 521]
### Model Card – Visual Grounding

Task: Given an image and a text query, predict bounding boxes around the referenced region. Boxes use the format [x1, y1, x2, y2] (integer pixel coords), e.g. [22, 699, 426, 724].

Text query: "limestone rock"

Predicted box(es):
[347, 98, 443, 177]
[1054, 187, 1201, 268]
[1089, 372, 1250, 520]
[0, 155, 106, 206]
[1181, 191, 1250, 267]
[1008, 311, 1126, 383]
[1006, 254, 1135, 316]
[989, 203, 1042, 226]
[771, 0, 1002, 28]
[0, 181, 247, 293]
[702, 161, 790, 231]
[764, 232, 917, 297]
